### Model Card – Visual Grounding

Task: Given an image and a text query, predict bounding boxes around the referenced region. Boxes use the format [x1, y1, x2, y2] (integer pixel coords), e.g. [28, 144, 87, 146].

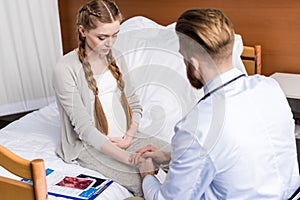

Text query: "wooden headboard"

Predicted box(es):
[58, 0, 300, 76]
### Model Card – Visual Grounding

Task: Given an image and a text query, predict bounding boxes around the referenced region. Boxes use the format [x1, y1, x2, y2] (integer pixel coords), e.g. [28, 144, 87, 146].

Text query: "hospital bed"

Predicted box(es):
[0, 16, 256, 199]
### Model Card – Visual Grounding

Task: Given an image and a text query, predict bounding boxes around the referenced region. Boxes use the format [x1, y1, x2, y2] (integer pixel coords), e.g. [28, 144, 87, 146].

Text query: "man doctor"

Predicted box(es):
[131, 8, 299, 200]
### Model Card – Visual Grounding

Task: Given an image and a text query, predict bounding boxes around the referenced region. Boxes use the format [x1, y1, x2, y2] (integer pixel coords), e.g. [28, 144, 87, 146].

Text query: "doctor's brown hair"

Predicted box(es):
[175, 8, 235, 63]
[76, 0, 132, 135]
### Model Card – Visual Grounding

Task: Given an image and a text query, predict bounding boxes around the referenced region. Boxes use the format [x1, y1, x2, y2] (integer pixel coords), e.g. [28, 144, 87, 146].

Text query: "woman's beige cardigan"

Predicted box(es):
[52, 50, 142, 163]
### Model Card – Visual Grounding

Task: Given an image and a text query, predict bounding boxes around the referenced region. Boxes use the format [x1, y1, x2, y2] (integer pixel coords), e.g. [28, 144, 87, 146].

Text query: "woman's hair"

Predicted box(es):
[76, 0, 132, 135]
[175, 8, 235, 63]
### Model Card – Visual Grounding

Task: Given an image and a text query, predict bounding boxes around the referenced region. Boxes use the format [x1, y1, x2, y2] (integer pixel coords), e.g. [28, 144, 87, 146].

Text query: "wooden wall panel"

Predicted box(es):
[58, 0, 300, 76]
[58, 0, 88, 55]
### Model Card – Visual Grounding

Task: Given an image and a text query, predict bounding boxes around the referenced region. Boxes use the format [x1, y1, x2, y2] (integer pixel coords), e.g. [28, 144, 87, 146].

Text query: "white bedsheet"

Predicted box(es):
[0, 102, 133, 199]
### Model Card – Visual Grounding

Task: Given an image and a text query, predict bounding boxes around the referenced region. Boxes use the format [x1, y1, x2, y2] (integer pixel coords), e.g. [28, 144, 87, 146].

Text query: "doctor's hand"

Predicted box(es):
[138, 157, 157, 181]
[137, 144, 171, 165]
[129, 152, 159, 173]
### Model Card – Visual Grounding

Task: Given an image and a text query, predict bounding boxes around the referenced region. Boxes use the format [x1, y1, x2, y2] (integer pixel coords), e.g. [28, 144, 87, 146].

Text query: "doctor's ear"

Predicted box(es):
[190, 56, 201, 72]
[78, 25, 86, 37]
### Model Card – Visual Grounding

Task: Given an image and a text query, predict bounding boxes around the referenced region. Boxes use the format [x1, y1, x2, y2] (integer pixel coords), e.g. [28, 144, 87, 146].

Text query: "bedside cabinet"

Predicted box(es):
[271, 72, 300, 172]
[271, 72, 300, 122]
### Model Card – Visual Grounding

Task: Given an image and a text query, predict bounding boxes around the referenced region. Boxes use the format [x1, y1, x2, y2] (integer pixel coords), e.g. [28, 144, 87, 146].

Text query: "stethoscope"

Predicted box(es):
[198, 74, 246, 103]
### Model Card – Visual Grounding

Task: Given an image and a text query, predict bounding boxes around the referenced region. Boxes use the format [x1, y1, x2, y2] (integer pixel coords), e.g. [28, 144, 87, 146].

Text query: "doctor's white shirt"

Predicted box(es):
[142, 68, 299, 200]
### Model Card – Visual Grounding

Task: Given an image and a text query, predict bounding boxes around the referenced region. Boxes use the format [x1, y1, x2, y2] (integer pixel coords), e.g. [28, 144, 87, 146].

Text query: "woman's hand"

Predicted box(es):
[109, 121, 138, 149]
[129, 152, 143, 166]
[129, 153, 159, 179]
[109, 134, 132, 149]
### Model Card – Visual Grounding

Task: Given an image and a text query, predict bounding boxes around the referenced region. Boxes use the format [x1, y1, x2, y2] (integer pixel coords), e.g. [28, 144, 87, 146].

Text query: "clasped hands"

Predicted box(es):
[129, 144, 170, 180]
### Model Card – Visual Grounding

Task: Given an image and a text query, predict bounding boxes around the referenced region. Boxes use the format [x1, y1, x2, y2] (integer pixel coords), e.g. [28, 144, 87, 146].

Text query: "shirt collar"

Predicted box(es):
[203, 68, 245, 95]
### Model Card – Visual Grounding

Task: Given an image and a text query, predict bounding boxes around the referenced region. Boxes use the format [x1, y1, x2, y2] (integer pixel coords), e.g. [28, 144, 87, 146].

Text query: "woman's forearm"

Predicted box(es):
[125, 121, 138, 138]
[100, 140, 132, 165]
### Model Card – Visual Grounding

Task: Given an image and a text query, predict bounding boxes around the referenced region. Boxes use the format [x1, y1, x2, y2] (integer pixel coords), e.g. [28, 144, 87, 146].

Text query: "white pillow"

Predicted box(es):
[113, 16, 246, 143]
